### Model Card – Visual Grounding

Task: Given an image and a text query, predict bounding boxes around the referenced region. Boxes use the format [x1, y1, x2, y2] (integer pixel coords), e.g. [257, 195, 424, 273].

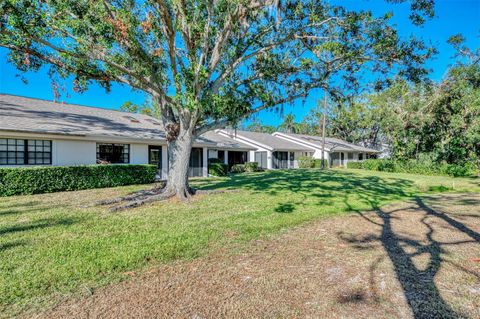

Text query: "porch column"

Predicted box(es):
[224, 150, 228, 165]
[202, 147, 208, 177]
[267, 150, 273, 169]
[249, 150, 255, 162]
[161, 145, 168, 179]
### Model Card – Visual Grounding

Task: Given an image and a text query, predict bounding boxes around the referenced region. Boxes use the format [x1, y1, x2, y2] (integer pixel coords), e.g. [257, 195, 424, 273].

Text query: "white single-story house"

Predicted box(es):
[217, 129, 315, 169]
[0, 94, 255, 178]
[272, 132, 380, 167]
[1, 94, 379, 175]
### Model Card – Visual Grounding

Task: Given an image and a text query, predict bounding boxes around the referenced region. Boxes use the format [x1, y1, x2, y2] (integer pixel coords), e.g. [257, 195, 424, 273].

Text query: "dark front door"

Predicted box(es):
[189, 147, 203, 177]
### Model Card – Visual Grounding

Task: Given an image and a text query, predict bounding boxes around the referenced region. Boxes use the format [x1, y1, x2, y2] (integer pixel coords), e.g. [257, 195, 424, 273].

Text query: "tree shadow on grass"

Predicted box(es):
[195, 169, 415, 212]
[0, 217, 79, 236]
[340, 197, 479, 319]
[0, 240, 26, 252]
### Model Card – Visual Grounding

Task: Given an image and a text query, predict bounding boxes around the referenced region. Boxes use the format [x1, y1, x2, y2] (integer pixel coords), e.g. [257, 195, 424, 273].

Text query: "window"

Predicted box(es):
[96, 143, 130, 164]
[0, 139, 51, 165]
[358, 153, 363, 161]
[255, 151, 267, 169]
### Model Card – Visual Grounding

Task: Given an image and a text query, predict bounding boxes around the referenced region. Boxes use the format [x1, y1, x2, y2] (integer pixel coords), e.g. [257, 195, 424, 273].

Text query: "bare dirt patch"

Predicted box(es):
[37, 193, 480, 319]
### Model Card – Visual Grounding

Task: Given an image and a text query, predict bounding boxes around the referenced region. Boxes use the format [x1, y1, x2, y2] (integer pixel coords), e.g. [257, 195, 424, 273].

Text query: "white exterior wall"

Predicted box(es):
[130, 143, 149, 164]
[249, 150, 255, 163]
[266, 150, 273, 169]
[161, 146, 168, 178]
[53, 140, 96, 166]
[202, 147, 208, 177]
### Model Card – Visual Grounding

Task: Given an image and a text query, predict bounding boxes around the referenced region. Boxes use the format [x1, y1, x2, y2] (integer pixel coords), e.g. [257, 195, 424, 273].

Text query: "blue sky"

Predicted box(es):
[1, 0, 479, 127]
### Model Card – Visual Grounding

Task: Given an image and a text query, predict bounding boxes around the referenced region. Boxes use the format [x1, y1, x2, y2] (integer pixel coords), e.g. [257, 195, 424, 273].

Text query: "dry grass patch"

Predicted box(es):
[39, 193, 479, 319]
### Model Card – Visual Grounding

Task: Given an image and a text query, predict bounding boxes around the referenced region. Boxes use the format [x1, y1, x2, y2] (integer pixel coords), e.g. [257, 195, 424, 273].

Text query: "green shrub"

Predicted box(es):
[230, 164, 245, 173]
[298, 156, 315, 168]
[350, 159, 477, 177]
[244, 162, 259, 172]
[208, 163, 228, 176]
[0, 165, 157, 196]
[346, 162, 363, 169]
[313, 159, 329, 168]
[361, 159, 380, 171]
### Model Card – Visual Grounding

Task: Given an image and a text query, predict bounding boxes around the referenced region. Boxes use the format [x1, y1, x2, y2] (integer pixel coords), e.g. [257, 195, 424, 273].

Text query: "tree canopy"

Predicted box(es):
[1, 0, 436, 201]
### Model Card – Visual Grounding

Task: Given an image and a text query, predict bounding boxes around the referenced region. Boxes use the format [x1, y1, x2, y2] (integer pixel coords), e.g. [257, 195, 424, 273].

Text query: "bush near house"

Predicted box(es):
[347, 159, 478, 177]
[298, 156, 328, 169]
[208, 163, 228, 176]
[313, 159, 329, 168]
[244, 162, 259, 172]
[0, 165, 157, 196]
[230, 164, 245, 173]
[298, 156, 315, 168]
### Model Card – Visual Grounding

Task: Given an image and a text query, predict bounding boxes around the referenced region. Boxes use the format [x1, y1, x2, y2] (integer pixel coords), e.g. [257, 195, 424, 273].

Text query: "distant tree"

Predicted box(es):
[244, 118, 276, 133]
[1, 0, 434, 206]
[278, 113, 297, 133]
[323, 35, 480, 166]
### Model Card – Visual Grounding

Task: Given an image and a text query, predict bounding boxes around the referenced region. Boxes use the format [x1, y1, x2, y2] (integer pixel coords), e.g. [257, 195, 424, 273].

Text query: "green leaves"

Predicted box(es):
[1, 0, 435, 133]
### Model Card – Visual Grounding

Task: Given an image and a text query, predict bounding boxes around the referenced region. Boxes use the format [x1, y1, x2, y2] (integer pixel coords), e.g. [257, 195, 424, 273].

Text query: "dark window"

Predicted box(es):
[358, 153, 364, 161]
[228, 151, 247, 168]
[217, 150, 225, 163]
[289, 152, 295, 168]
[0, 139, 51, 165]
[348, 153, 354, 160]
[96, 143, 130, 164]
[273, 151, 289, 169]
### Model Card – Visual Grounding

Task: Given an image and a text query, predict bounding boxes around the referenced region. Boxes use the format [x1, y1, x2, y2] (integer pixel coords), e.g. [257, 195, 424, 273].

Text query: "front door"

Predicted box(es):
[149, 145, 162, 178]
[189, 147, 204, 177]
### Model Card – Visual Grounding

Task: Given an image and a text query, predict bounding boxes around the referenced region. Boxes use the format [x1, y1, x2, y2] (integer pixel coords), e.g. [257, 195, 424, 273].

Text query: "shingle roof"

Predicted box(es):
[0, 94, 171, 141]
[220, 129, 314, 151]
[0, 94, 241, 148]
[276, 132, 380, 153]
[200, 131, 255, 150]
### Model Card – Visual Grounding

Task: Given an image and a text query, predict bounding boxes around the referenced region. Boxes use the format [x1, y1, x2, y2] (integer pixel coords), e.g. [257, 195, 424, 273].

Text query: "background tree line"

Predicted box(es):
[247, 36, 479, 167]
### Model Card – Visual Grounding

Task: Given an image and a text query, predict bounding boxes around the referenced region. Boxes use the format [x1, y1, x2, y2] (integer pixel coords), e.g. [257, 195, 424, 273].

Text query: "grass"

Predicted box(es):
[1, 168, 479, 316]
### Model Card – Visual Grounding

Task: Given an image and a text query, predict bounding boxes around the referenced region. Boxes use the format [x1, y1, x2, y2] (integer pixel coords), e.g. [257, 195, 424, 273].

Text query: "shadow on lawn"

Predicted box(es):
[0, 217, 78, 236]
[196, 169, 415, 212]
[341, 196, 479, 319]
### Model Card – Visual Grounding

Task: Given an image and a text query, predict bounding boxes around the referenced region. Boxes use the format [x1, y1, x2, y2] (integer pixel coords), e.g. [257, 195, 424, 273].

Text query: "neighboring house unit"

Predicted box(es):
[273, 132, 380, 167]
[0, 94, 255, 178]
[217, 129, 315, 169]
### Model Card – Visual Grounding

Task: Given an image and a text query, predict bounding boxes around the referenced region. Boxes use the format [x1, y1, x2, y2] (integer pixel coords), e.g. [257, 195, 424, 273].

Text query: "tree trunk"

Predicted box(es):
[164, 127, 194, 200]
[321, 88, 328, 169]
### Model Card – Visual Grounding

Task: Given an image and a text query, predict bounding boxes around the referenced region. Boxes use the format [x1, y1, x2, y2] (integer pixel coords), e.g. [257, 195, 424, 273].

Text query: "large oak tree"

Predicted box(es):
[1, 0, 434, 205]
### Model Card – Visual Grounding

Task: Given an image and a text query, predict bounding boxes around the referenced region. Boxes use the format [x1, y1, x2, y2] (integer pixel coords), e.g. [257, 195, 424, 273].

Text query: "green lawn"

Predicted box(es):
[1, 169, 479, 315]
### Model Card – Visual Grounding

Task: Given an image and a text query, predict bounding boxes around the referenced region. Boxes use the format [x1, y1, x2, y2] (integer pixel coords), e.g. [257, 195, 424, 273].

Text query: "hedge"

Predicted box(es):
[347, 159, 478, 177]
[0, 164, 157, 196]
[208, 163, 228, 176]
